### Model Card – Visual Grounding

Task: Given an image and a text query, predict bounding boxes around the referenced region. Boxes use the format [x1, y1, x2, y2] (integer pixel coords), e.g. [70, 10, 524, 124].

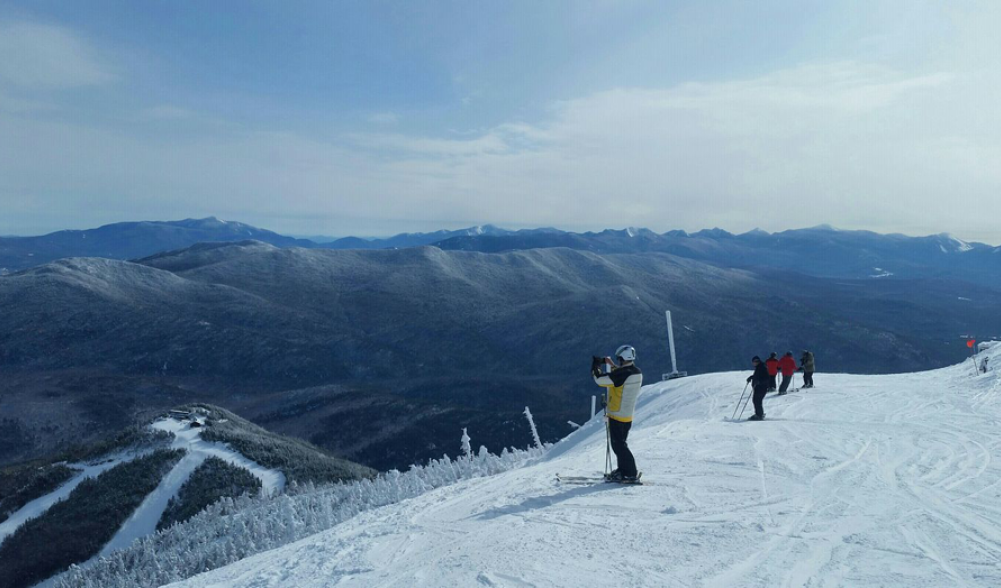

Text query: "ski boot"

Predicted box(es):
[620, 473, 642, 484]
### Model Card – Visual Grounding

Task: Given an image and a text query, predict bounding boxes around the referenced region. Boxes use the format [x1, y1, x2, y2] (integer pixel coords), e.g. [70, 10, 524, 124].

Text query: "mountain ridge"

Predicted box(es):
[4, 218, 999, 288]
[3, 240, 1000, 471]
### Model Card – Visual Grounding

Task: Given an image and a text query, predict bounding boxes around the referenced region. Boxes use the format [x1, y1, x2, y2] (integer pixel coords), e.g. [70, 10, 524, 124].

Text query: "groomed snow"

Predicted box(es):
[169, 347, 1001, 587]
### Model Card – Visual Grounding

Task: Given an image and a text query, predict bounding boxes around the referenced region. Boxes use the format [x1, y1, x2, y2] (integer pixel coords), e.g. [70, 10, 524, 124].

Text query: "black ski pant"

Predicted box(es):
[608, 418, 637, 477]
[803, 371, 814, 387]
[752, 385, 767, 417]
[779, 373, 792, 392]
[769, 374, 777, 390]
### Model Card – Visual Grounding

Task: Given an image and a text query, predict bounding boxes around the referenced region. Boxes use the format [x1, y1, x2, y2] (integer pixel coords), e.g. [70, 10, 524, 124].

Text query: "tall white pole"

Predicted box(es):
[666, 310, 678, 374]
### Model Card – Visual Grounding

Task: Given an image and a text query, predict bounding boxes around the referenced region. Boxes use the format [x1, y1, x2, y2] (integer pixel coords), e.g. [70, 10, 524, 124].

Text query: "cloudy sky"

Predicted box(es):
[1, 1, 999, 242]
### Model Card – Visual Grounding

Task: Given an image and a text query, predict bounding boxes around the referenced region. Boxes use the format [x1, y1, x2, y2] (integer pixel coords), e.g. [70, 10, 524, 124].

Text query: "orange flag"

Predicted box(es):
[967, 339, 976, 349]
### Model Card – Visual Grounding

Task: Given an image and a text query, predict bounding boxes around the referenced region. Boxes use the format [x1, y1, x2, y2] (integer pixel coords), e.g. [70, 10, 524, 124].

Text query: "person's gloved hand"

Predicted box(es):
[746, 376, 752, 383]
[591, 356, 603, 377]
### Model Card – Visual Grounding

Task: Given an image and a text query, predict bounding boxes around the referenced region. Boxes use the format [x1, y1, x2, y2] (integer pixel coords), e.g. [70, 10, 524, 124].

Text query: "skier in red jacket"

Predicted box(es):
[765, 352, 779, 391]
[777, 351, 798, 395]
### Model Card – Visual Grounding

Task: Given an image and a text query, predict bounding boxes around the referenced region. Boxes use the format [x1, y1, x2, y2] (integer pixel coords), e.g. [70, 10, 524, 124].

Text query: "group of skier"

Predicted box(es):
[744, 350, 814, 421]
[589, 345, 818, 483]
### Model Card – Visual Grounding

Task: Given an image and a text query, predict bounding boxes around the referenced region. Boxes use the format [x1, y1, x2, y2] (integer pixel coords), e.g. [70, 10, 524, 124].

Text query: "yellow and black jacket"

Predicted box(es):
[593, 363, 643, 423]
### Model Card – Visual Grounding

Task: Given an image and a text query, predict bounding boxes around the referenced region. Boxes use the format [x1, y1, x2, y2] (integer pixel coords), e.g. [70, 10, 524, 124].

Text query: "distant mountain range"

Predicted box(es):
[320, 224, 552, 249]
[3, 218, 999, 287]
[0, 217, 312, 273]
[0, 218, 533, 273]
[3, 239, 999, 472]
[433, 225, 1001, 288]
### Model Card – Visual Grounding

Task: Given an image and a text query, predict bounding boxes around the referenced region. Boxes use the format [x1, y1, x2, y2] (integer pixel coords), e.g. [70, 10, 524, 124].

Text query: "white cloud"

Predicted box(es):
[0, 20, 114, 88]
[327, 62, 998, 240]
[2, 62, 1000, 243]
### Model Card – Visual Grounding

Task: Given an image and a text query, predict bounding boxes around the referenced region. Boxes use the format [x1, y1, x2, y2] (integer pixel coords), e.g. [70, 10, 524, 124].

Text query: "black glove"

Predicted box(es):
[746, 376, 752, 383]
[591, 356, 603, 378]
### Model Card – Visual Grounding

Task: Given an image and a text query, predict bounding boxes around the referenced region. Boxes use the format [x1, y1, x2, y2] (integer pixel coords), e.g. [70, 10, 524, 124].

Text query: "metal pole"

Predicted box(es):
[604, 393, 612, 476]
[591, 396, 596, 419]
[737, 389, 753, 421]
[731, 382, 750, 421]
[666, 311, 678, 375]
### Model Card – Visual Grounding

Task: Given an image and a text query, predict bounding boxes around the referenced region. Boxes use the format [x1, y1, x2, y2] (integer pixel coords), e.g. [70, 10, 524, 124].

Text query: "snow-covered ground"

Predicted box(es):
[169, 348, 1001, 587]
[98, 417, 285, 557]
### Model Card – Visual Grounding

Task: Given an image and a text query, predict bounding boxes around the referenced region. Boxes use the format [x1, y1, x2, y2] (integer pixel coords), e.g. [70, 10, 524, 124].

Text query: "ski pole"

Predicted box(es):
[737, 388, 753, 421]
[731, 382, 750, 421]
[605, 419, 611, 475]
[604, 392, 612, 476]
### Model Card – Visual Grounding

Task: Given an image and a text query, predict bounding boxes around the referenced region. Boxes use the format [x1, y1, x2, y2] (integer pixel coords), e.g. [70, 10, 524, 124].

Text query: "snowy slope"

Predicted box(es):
[170, 348, 1001, 587]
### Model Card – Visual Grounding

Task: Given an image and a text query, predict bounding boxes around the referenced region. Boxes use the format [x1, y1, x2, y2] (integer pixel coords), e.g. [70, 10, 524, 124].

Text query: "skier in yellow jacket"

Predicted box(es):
[592, 345, 643, 482]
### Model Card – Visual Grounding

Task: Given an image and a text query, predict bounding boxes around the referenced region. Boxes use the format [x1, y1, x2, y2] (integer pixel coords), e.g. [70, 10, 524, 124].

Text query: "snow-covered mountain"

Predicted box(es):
[0, 406, 373, 588]
[7, 241, 1000, 472]
[435, 225, 1001, 288]
[320, 224, 526, 250]
[6, 218, 997, 288]
[84, 344, 1001, 587]
[0, 218, 315, 272]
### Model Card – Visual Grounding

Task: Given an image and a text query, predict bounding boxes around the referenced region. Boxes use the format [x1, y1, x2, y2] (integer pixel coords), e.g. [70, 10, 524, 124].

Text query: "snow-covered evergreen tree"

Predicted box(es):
[53, 444, 543, 588]
[524, 406, 542, 449]
[461, 428, 472, 460]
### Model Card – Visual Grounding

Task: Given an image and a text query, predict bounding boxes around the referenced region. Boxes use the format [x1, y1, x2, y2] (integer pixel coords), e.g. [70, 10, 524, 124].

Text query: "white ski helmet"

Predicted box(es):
[615, 344, 637, 362]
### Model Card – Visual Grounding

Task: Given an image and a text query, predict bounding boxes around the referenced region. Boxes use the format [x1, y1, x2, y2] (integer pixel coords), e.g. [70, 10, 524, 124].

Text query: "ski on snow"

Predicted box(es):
[555, 473, 647, 486]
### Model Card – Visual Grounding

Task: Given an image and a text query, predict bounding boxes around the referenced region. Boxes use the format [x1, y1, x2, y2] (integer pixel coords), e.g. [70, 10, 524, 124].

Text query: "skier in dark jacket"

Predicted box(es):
[746, 356, 770, 421]
[765, 352, 780, 391]
[777, 351, 797, 394]
[799, 350, 816, 388]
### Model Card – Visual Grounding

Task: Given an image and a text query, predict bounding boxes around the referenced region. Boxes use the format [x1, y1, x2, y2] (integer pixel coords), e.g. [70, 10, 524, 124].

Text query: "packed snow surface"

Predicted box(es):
[172, 353, 1001, 587]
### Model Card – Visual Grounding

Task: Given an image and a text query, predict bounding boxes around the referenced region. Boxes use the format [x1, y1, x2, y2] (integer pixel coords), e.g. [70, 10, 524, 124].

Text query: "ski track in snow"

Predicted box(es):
[160, 350, 1001, 587]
